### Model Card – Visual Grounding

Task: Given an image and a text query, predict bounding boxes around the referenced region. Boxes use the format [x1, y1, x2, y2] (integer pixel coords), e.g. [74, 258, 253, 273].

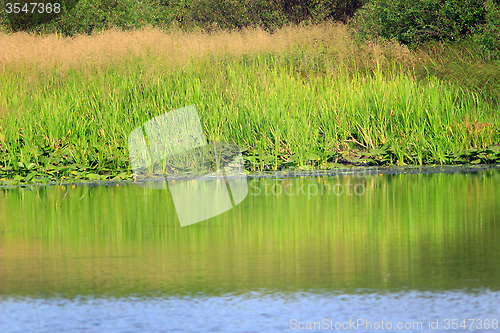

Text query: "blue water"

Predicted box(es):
[1, 171, 500, 332]
[2, 291, 500, 332]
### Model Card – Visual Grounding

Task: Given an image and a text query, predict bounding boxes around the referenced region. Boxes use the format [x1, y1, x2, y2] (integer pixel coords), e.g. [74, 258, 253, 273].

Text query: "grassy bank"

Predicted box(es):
[1, 23, 500, 185]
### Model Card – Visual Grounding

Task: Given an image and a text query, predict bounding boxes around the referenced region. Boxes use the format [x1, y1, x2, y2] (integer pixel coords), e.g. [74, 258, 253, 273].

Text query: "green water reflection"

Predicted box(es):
[1, 171, 499, 298]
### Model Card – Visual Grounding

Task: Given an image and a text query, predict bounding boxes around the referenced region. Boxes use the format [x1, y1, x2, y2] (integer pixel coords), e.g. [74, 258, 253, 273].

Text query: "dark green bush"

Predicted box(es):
[43, 0, 175, 35]
[307, 0, 367, 22]
[163, 0, 367, 32]
[1, 0, 366, 35]
[472, 0, 500, 58]
[166, 0, 283, 31]
[1, 0, 175, 35]
[355, 0, 486, 47]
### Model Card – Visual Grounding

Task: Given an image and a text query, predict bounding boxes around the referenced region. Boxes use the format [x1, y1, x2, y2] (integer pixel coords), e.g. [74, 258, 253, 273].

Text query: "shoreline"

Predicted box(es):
[1, 26, 499, 186]
[2, 164, 499, 190]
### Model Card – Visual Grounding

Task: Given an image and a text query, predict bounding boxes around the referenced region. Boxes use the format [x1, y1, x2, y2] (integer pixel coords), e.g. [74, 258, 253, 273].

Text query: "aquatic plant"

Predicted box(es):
[0, 23, 499, 185]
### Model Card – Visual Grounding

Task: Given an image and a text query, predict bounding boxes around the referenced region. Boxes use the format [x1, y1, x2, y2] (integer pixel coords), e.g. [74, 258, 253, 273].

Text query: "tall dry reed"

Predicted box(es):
[0, 23, 417, 73]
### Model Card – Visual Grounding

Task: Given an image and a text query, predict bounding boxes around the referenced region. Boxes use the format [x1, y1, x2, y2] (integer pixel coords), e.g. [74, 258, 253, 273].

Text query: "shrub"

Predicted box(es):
[355, 0, 486, 47]
[472, 0, 500, 59]
[163, 0, 367, 32]
[1, 0, 80, 32]
[1, 0, 175, 35]
[1, 0, 366, 35]
[166, 0, 282, 31]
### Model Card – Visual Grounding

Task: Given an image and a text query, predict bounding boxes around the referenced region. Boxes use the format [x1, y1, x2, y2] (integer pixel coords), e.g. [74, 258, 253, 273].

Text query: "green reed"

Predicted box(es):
[0, 44, 499, 184]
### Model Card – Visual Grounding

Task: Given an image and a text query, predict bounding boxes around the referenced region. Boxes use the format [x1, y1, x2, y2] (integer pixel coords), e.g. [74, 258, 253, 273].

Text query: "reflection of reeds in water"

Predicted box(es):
[0, 171, 499, 296]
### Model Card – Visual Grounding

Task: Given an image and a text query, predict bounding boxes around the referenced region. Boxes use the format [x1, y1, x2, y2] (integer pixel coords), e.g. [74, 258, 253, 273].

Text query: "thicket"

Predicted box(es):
[355, 0, 485, 44]
[472, 0, 500, 58]
[354, 0, 500, 55]
[0, 0, 366, 35]
[1, 0, 499, 57]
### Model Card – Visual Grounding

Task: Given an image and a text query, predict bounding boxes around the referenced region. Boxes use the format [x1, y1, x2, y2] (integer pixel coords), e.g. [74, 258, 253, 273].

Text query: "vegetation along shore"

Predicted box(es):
[1, 0, 500, 185]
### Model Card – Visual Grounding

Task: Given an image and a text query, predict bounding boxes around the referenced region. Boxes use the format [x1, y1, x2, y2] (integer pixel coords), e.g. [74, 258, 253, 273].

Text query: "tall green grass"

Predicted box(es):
[0, 25, 499, 183]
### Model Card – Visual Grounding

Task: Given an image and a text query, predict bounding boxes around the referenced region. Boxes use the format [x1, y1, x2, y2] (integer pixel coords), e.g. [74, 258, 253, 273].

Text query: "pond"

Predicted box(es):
[1, 168, 500, 332]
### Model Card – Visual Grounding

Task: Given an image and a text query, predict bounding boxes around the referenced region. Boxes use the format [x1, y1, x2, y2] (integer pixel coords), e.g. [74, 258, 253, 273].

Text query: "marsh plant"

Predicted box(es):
[0, 23, 499, 185]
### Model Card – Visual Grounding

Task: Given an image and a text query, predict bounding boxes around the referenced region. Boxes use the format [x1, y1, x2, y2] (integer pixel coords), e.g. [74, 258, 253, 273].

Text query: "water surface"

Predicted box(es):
[1, 170, 499, 332]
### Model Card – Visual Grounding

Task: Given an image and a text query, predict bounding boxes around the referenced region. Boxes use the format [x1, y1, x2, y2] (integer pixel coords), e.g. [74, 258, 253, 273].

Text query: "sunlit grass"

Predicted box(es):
[0, 23, 499, 184]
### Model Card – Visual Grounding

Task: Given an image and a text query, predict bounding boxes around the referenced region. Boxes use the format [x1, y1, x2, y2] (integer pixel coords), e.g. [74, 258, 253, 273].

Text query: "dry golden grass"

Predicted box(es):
[0, 23, 417, 73]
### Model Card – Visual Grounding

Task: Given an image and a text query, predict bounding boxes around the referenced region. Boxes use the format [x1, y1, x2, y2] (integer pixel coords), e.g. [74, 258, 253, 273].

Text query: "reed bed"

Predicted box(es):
[0, 23, 499, 184]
